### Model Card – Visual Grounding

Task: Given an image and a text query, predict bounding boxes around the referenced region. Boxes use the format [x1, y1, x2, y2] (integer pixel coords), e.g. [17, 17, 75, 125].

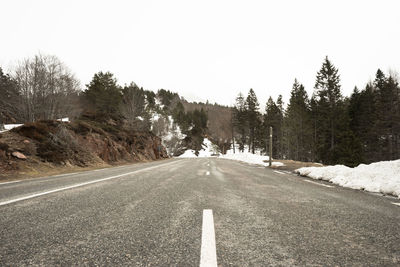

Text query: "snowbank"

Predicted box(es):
[296, 160, 400, 198]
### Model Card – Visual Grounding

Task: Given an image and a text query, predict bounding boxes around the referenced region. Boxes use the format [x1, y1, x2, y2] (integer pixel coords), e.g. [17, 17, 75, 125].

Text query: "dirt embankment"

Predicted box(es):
[0, 119, 168, 181]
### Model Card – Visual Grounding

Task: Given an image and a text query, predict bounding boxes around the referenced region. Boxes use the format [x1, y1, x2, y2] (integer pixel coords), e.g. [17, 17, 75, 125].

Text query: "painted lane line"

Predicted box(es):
[53, 172, 79, 177]
[0, 161, 179, 207]
[304, 179, 334, 188]
[273, 170, 286, 175]
[392, 202, 400, 207]
[0, 180, 21, 185]
[200, 209, 217, 267]
[206, 171, 210, 176]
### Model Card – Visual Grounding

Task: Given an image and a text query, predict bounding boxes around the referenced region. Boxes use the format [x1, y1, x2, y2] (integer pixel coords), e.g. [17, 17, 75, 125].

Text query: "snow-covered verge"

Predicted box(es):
[296, 160, 400, 198]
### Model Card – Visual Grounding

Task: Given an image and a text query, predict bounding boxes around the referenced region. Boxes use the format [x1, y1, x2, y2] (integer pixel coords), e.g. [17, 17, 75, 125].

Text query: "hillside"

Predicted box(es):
[181, 100, 232, 148]
[0, 118, 168, 180]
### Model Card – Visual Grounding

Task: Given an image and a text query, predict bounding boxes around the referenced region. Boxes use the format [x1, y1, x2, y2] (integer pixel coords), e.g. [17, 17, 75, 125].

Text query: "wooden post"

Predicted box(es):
[269, 126, 273, 167]
[231, 110, 235, 154]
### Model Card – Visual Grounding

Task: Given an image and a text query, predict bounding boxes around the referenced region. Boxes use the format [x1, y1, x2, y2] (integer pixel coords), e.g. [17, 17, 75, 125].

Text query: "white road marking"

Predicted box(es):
[93, 168, 108, 172]
[304, 179, 334, 188]
[206, 171, 210, 176]
[52, 172, 79, 177]
[200, 209, 218, 267]
[273, 170, 286, 175]
[0, 161, 179, 206]
[392, 202, 400, 207]
[0, 180, 21, 185]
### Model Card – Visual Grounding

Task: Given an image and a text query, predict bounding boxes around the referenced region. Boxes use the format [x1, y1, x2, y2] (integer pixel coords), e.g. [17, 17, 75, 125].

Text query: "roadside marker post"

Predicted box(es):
[269, 126, 273, 167]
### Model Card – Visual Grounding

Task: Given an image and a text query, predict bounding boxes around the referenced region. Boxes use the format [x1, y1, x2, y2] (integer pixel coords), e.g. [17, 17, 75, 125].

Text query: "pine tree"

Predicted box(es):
[312, 57, 361, 165]
[246, 89, 260, 154]
[285, 79, 312, 161]
[348, 84, 378, 163]
[373, 70, 400, 160]
[233, 93, 248, 152]
[84, 72, 122, 118]
[0, 67, 21, 125]
[314, 57, 342, 158]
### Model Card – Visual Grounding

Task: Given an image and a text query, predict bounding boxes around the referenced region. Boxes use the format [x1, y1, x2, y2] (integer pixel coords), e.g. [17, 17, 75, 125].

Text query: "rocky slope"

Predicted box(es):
[0, 119, 168, 180]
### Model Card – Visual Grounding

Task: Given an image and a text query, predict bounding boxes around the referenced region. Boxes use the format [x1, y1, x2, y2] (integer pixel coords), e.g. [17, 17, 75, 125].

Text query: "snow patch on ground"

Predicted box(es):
[179, 138, 218, 158]
[178, 149, 198, 158]
[296, 160, 400, 198]
[178, 140, 286, 167]
[221, 151, 271, 166]
[219, 145, 285, 167]
[0, 124, 23, 133]
[272, 161, 285, 167]
[56, 117, 69, 122]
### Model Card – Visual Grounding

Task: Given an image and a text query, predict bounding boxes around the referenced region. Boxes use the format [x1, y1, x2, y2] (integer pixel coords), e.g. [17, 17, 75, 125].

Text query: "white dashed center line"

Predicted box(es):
[206, 171, 210, 176]
[200, 209, 217, 267]
[273, 170, 286, 175]
[392, 202, 400, 207]
[303, 179, 334, 188]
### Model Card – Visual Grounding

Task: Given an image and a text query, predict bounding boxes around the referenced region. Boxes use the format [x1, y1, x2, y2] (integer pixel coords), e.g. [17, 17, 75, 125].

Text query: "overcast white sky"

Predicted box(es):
[1, 0, 400, 108]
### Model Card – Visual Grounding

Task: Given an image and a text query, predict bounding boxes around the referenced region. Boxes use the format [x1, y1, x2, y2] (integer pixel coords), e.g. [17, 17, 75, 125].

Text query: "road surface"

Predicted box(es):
[1, 158, 400, 266]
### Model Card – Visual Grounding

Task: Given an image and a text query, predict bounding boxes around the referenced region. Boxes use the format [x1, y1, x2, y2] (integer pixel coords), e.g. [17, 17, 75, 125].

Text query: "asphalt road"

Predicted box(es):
[1, 158, 400, 266]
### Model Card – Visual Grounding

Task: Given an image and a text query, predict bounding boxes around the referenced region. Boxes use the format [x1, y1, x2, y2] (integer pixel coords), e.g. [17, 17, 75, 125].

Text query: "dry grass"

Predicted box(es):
[268, 159, 324, 172]
[0, 157, 160, 183]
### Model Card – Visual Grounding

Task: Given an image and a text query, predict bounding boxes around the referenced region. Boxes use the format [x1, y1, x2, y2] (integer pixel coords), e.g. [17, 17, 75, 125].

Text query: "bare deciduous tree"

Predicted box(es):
[121, 83, 145, 129]
[13, 54, 81, 122]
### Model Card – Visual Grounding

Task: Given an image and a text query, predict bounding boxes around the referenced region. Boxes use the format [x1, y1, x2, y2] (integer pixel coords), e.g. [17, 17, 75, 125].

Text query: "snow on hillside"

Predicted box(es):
[151, 113, 186, 156]
[1, 120, 68, 133]
[296, 160, 400, 198]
